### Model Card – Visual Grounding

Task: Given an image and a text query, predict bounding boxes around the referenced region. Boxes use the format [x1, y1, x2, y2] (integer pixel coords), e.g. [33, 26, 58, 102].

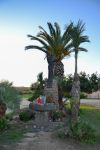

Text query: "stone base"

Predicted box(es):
[35, 111, 49, 127]
[44, 79, 58, 104]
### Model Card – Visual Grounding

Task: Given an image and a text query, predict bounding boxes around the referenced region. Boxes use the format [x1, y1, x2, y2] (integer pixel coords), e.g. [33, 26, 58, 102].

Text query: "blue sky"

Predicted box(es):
[0, 0, 100, 86]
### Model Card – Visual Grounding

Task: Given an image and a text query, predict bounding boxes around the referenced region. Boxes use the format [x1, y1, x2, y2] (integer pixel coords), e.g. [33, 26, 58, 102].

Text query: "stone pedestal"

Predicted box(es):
[44, 79, 58, 104]
[35, 111, 49, 127]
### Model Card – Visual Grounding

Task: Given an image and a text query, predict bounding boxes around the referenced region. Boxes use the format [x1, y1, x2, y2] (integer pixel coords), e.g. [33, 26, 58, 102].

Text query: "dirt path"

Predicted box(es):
[1, 127, 100, 150]
[10, 131, 99, 150]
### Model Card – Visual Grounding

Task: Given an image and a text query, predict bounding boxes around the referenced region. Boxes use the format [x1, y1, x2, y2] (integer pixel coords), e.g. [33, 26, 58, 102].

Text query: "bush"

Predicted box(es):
[19, 111, 30, 122]
[50, 110, 65, 121]
[58, 120, 96, 144]
[0, 117, 8, 131]
[68, 121, 96, 144]
[80, 92, 87, 99]
[19, 110, 35, 122]
[0, 80, 20, 111]
[63, 92, 71, 98]
[5, 112, 14, 121]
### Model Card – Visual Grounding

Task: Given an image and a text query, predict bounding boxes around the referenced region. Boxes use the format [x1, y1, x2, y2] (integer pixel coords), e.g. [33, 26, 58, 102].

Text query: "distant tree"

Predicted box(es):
[30, 82, 38, 91]
[0, 80, 20, 114]
[98, 75, 100, 91]
[79, 72, 91, 93]
[61, 74, 73, 97]
[89, 72, 99, 92]
[37, 72, 44, 87]
[29, 72, 45, 101]
[63, 72, 100, 94]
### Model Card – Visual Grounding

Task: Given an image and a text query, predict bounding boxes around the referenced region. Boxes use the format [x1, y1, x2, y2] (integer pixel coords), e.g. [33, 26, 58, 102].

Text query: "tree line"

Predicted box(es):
[61, 72, 100, 96]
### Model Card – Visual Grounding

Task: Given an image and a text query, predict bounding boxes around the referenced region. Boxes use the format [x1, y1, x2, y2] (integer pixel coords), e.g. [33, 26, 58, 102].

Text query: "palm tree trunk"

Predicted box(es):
[58, 84, 63, 110]
[75, 52, 77, 76]
[54, 61, 64, 78]
[47, 55, 55, 87]
[54, 61, 64, 109]
[71, 76, 80, 125]
[71, 52, 80, 125]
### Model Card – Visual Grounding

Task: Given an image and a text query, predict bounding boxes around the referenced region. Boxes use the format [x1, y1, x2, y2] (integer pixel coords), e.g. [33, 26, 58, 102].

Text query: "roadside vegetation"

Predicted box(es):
[58, 104, 100, 144]
[0, 80, 20, 111]
[0, 122, 28, 149]
[0, 104, 99, 147]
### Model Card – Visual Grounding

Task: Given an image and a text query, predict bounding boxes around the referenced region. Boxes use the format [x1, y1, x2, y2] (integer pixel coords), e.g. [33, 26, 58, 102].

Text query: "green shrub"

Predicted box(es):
[68, 121, 96, 144]
[63, 92, 71, 98]
[19, 111, 30, 122]
[5, 112, 14, 121]
[50, 110, 65, 121]
[58, 120, 96, 144]
[19, 110, 35, 122]
[0, 117, 8, 131]
[0, 80, 20, 111]
[96, 113, 100, 119]
[80, 92, 87, 99]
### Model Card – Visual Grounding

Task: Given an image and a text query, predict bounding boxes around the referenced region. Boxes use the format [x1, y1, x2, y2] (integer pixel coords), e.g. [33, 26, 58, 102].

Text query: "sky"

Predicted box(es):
[0, 0, 100, 87]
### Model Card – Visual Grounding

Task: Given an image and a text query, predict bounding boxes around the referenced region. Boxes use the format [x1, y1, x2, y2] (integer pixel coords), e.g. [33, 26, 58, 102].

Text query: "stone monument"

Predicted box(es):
[44, 79, 58, 104]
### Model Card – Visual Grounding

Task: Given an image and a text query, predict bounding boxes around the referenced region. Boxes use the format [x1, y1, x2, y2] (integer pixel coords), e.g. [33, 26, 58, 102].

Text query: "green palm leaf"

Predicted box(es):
[25, 45, 47, 53]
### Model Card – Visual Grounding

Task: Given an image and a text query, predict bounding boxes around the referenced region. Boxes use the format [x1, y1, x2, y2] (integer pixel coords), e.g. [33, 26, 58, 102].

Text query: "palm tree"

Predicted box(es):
[69, 20, 90, 124]
[70, 20, 90, 76]
[25, 22, 73, 109]
[25, 22, 73, 87]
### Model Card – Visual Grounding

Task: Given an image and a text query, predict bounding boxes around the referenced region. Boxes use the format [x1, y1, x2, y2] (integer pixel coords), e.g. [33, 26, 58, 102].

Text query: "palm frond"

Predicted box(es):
[47, 22, 56, 37]
[38, 26, 47, 35]
[63, 22, 73, 40]
[64, 43, 73, 52]
[79, 36, 90, 43]
[25, 45, 47, 53]
[54, 22, 61, 37]
[37, 24, 56, 49]
[78, 47, 88, 52]
[37, 31, 54, 49]
[29, 36, 49, 50]
[27, 34, 33, 38]
[76, 19, 85, 34]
